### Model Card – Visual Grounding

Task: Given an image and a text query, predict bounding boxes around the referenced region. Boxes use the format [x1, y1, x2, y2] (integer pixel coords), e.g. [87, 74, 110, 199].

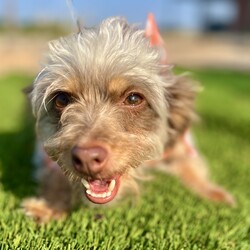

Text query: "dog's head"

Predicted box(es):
[29, 17, 196, 204]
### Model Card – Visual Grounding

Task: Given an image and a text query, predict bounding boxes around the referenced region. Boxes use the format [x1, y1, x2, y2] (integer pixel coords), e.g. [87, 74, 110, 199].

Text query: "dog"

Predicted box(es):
[22, 15, 235, 223]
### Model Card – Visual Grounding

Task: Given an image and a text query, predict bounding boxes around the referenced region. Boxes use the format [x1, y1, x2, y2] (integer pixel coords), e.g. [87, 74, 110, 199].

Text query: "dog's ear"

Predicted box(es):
[145, 14, 198, 144]
[166, 75, 199, 145]
[22, 84, 34, 102]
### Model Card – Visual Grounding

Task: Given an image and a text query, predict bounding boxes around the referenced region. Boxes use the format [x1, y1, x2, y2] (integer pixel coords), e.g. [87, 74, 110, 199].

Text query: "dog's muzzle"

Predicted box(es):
[71, 144, 120, 204]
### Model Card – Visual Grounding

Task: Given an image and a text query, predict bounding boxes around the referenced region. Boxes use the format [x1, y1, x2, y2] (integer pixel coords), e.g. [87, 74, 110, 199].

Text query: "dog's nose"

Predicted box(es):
[71, 146, 108, 175]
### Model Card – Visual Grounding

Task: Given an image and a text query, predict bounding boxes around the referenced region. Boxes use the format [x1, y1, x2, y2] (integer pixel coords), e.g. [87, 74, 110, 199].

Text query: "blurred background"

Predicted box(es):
[0, 2, 250, 247]
[0, 0, 250, 74]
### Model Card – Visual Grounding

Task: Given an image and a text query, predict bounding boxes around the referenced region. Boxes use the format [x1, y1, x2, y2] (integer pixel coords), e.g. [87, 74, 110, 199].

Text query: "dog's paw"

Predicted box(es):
[22, 197, 67, 223]
[201, 184, 236, 207]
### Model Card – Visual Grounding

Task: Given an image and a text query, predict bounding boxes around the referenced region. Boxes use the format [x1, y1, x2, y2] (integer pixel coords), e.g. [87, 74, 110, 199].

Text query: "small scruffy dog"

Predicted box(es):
[23, 16, 234, 222]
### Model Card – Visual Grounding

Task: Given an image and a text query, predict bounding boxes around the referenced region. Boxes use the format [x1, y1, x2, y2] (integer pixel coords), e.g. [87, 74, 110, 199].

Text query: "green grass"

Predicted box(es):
[0, 70, 250, 249]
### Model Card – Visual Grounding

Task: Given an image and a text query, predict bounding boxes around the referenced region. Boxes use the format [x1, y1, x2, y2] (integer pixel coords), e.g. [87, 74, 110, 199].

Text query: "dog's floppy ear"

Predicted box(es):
[22, 84, 34, 102]
[145, 13, 198, 144]
[166, 74, 199, 145]
[23, 84, 33, 95]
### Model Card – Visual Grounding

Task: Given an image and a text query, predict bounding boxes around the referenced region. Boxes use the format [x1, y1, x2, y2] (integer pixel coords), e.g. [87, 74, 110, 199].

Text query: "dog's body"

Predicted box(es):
[23, 17, 234, 223]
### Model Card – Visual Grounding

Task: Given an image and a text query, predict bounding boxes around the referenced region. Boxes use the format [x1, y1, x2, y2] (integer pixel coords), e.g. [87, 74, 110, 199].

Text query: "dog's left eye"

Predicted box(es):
[54, 92, 71, 111]
[124, 93, 144, 106]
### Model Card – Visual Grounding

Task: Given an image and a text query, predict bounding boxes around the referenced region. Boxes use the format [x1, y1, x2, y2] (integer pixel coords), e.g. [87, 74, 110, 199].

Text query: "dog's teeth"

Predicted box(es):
[86, 191, 112, 198]
[86, 189, 91, 195]
[91, 192, 103, 198]
[84, 179, 116, 199]
[108, 179, 116, 192]
[81, 179, 90, 189]
[100, 193, 106, 198]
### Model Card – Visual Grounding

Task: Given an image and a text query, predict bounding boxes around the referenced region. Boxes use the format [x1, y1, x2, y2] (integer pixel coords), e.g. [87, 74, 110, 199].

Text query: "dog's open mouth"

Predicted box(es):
[81, 176, 120, 204]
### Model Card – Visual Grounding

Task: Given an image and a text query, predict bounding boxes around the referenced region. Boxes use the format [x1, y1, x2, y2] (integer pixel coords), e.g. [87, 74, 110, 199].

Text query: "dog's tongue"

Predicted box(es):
[88, 179, 110, 193]
[83, 177, 120, 204]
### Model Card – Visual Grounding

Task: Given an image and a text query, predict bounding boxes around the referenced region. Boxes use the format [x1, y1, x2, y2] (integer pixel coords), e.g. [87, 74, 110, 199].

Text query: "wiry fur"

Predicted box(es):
[22, 17, 234, 223]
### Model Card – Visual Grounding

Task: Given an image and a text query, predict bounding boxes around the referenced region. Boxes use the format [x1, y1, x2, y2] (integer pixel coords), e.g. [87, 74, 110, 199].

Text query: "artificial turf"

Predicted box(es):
[0, 70, 249, 249]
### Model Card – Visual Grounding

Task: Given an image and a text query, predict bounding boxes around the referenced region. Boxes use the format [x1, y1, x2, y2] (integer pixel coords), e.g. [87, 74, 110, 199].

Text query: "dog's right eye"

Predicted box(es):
[53, 92, 71, 111]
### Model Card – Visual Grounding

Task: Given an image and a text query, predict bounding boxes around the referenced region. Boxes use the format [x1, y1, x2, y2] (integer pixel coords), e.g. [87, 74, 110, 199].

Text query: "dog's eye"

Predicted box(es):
[124, 93, 144, 106]
[54, 92, 71, 111]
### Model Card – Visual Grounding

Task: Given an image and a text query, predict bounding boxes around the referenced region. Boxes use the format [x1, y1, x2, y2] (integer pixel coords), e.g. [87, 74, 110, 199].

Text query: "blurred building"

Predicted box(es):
[160, 0, 249, 32]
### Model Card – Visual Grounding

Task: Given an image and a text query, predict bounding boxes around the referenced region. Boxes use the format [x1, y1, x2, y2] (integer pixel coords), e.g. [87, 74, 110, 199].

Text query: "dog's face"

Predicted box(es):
[30, 18, 195, 204]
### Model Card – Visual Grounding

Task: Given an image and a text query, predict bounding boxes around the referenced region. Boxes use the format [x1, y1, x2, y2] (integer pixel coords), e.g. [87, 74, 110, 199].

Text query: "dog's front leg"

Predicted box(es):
[22, 145, 73, 223]
[22, 166, 72, 223]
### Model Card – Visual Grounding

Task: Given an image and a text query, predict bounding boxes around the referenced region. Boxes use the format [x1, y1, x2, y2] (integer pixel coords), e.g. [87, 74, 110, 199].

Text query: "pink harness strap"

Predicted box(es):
[183, 130, 198, 158]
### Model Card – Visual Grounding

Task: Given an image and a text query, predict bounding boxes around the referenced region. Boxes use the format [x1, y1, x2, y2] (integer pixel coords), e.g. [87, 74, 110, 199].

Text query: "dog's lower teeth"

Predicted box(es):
[82, 178, 116, 198]
[86, 190, 112, 198]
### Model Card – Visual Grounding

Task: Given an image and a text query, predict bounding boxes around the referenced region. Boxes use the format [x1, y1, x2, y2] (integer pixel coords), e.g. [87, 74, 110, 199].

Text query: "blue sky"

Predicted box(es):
[0, 0, 164, 27]
[0, 0, 237, 30]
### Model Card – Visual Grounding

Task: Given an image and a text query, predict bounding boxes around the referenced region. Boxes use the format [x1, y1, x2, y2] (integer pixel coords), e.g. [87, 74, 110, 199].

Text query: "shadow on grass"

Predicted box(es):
[0, 109, 36, 198]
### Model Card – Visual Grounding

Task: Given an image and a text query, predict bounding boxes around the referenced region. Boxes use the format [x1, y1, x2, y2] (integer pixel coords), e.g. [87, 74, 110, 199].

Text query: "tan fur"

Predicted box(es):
[151, 138, 235, 206]
[22, 17, 235, 222]
[22, 198, 67, 223]
[108, 77, 131, 97]
[165, 74, 199, 147]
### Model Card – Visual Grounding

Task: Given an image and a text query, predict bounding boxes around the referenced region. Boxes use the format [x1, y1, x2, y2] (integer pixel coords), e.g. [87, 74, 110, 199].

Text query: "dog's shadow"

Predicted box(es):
[0, 110, 36, 199]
